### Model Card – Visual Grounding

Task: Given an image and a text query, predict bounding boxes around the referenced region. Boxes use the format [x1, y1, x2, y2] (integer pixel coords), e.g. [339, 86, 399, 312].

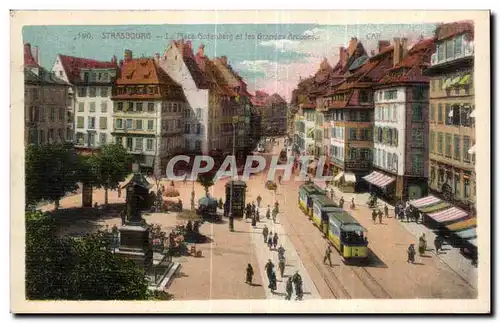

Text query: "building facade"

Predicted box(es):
[425, 21, 475, 213]
[252, 91, 287, 137]
[111, 51, 185, 174]
[24, 43, 71, 146]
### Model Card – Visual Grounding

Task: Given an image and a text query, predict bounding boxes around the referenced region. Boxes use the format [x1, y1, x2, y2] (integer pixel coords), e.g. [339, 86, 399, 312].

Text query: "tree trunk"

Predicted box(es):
[55, 198, 60, 210]
[104, 187, 109, 206]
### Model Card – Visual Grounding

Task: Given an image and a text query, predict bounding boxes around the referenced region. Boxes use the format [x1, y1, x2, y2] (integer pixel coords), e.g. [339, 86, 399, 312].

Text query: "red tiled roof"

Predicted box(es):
[24, 43, 38, 67]
[116, 58, 179, 86]
[58, 54, 117, 83]
[265, 93, 286, 105]
[435, 20, 474, 41]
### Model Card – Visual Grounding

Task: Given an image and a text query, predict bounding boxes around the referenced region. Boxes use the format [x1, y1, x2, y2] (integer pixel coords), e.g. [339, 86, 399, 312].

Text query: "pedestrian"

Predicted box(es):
[267, 235, 273, 250]
[278, 175, 282, 185]
[252, 214, 257, 227]
[278, 258, 285, 278]
[378, 209, 383, 224]
[245, 264, 254, 284]
[273, 233, 279, 250]
[117, 188, 121, 198]
[272, 208, 277, 224]
[292, 271, 303, 300]
[339, 197, 344, 209]
[277, 245, 286, 260]
[434, 235, 442, 254]
[384, 204, 389, 218]
[372, 209, 377, 224]
[407, 244, 416, 264]
[285, 277, 293, 300]
[350, 197, 355, 209]
[269, 270, 277, 293]
[266, 205, 271, 219]
[394, 204, 399, 219]
[218, 198, 223, 209]
[418, 234, 427, 256]
[323, 245, 333, 266]
[256, 209, 260, 222]
[257, 195, 262, 208]
[264, 259, 274, 281]
[251, 202, 256, 216]
[262, 225, 269, 243]
[274, 201, 280, 213]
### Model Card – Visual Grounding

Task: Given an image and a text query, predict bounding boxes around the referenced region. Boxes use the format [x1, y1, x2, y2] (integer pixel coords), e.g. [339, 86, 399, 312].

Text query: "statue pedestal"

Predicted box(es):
[115, 223, 153, 273]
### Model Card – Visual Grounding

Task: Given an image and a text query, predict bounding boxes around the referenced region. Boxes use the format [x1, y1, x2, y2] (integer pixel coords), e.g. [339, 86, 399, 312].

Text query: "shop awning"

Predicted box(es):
[427, 206, 469, 223]
[363, 171, 396, 188]
[344, 173, 356, 183]
[446, 217, 477, 232]
[333, 171, 344, 182]
[458, 74, 471, 85]
[454, 227, 477, 240]
[419, 201, 452, 214]
[468, 145, 476, 154]
[442, 78, 452, 90]
[409, 195, 442, 208]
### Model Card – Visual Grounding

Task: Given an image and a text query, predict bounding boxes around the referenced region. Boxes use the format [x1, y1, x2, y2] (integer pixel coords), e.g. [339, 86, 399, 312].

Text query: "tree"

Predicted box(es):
[25, 211, 151, 300]
[91, 144, 132, 206]
[197, 172, 216, 197]
[25, 143, 80, 210]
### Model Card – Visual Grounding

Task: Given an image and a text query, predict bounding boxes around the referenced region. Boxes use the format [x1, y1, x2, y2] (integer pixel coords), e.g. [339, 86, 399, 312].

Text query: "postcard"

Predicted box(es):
[10, 10, 490, 314]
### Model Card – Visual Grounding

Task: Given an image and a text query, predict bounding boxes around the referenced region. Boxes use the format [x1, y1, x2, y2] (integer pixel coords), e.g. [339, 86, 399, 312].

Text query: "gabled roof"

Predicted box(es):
[264, 93, 286, 105]
[24, 43, 38, 67]
[58, 54, 117, 84]
[115, 58, 179, 86]
[435, 20, 474, 41]
[171, 40, 209, 89]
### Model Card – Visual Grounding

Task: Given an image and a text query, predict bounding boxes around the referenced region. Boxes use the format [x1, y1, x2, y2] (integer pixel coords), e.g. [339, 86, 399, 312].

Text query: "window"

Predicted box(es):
[387, 153, 392, 170]
[89, 87, 97, 97]
[115, 136, 123, 146]
[384, 90, 397, 100]
[437, 132, 443, 155]
[454, 35, 463, 57]
[89, 133, 96, 147]
[136, 102, 143, 112]
[349, 128, 357, 140]
[58, 108, 64, 121]
[99, 133, 107, 145]
[411, 152, 424, 175]
[50, 107, 56, 121]
[412, 104, 423, 121]
[117, 102, 123, 111]
[177, 119, 181, 129]
[88, 117, 96, 129]
[454, 135, 460, 160]
[393, 129, 398, 146]
[78, 87, 87, 97]
[89, 102, 96, 113]
[148, 103, 155, 112]
[437, 43, 444, 61]
[413, 86, 426, 100]
[378, 127, 383, 143]
[167, 103, 172, 113]
[430, 131, 435, 153]
[116, 119, 123, 129]
[445, 133, 452, 158]
[184, 123, 191, 134]
[99, 117, 107, 129]
[135, 138, 143, 151]
[463, 136, 470, 162]
[464, 178, 470, 198]
[438, 103, 444, 123]
[126, 137, 133, 150]
[98, 103, 107, 114]
[392, 106, 397, 122]
[136, 119, 143, 130]
[431, 79, 435, 92]
[146, 138, 154, 151]
[392, 154, 398, 172]
[411, 128, 423, 145]
[147, 120, 154, 130]
[195, 140, 202, 150]
[430, 104, 435, 122]
[185, 139, 191, 150]
[101, 87, 108, 97]
[460, 105, 472, 127]
[128, 102, 134, 112]
[76, 116, 84, 129]
[454, 173, 461, 197]
[57, 128, 63, 141]
[373, 149, 377, 165]
[126, 119, 133, 129]
[445, 39, 454, 59]
[383, 150, 386, 166]
[385, 106, 390, 120]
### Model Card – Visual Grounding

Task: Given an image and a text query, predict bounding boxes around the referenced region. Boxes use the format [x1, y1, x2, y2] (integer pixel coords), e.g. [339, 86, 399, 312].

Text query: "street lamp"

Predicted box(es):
[229, 116, 237, 232]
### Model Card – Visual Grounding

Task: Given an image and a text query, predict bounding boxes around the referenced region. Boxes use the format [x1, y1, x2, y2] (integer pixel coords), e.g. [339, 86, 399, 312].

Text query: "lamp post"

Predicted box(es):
[229, 116, 237, 232]
[191, 174, 195, 211]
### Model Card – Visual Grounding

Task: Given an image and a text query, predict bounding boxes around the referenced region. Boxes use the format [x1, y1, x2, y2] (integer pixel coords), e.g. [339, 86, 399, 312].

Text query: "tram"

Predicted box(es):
[311, 195, 339, 233]
[298, 182, 326, 217]
[327, 211, 368, 261]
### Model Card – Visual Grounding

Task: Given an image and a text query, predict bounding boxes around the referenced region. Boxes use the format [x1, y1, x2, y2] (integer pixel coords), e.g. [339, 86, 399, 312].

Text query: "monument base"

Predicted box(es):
[115, 224, 153, 273]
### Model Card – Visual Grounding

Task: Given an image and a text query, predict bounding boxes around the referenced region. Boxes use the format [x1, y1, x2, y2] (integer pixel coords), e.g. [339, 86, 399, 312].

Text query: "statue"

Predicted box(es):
[126, 185, 143, 224]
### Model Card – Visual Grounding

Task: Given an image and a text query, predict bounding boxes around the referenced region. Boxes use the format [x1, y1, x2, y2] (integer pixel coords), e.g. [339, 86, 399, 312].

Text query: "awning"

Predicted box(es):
[454, 228, 477, 240]
[446, 217, 477, 232]
[458, 74, 471, 85]
[333, 171, 344, 182]
[419, 201, 452, 214]
[442, 78, 452, 90]
[363, 171, 396, 188]
[410, 195, 442, 208]
[427, 206, 469, 223]
[468, 145, 476, 154]
[344, 173, 356, 183]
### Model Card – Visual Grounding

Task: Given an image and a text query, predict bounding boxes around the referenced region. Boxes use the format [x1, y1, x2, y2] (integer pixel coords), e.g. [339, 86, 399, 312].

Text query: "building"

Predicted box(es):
[366, 37, 435, 202]
[52, 54, 118, 149]
[424, 21, 475, 213]
[159, 40, 211, 154]
[318, 38, 393, 192]
[252, 91, 287, 137]
[24, 43, 71, 146]
[111, 50, 185, 174]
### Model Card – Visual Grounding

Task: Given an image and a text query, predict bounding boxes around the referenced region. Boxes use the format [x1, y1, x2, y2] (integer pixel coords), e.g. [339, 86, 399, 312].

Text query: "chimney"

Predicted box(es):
[111, 55, 117, 64]
[378, 40, 390, 53]
[401, 37, 409, 58]
[197, 44, 205, 57]
[153, 52, 160, 63]
[34, 46, 39, 64]
[124, 49, 133, 62]
[393, 37, 401, 67]
[339, 46, 347, 68]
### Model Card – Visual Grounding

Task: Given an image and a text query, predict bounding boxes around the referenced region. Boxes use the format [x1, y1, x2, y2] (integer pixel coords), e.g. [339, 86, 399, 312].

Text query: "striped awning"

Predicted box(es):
[409, 195, 441, 208]
[446, 217, 477, 232]
[428, 207, 469, 223]
[333, 171, 344, 182]
[454, 228, 477, 240]
[363, 171, 396, 188]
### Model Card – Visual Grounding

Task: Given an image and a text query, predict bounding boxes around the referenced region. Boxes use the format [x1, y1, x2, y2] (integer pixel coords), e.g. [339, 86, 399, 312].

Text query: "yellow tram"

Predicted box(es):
[326, 210, 368, 261]
[298, 182, 326, 217]
[311, 195, 339, 233]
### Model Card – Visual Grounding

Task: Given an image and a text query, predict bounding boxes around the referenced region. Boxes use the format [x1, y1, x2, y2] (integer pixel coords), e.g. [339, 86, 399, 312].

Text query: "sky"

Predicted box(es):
[23, 23, 436, 101]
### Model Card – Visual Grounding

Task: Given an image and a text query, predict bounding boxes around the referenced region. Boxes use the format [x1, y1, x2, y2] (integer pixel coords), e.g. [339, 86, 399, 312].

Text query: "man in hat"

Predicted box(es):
[384, 203, 389, 218]
[378, 209, 383, 224]
[256, 195, 262, 208]
[285, 277, 293, 300]
[323, 244, 333, 266]
[264, 259, 275, 281]
[372, 209, 377, 224]
[245, 263, 254, 284]
[262, 225, 269, 243]
[339, 197, 345, 209]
